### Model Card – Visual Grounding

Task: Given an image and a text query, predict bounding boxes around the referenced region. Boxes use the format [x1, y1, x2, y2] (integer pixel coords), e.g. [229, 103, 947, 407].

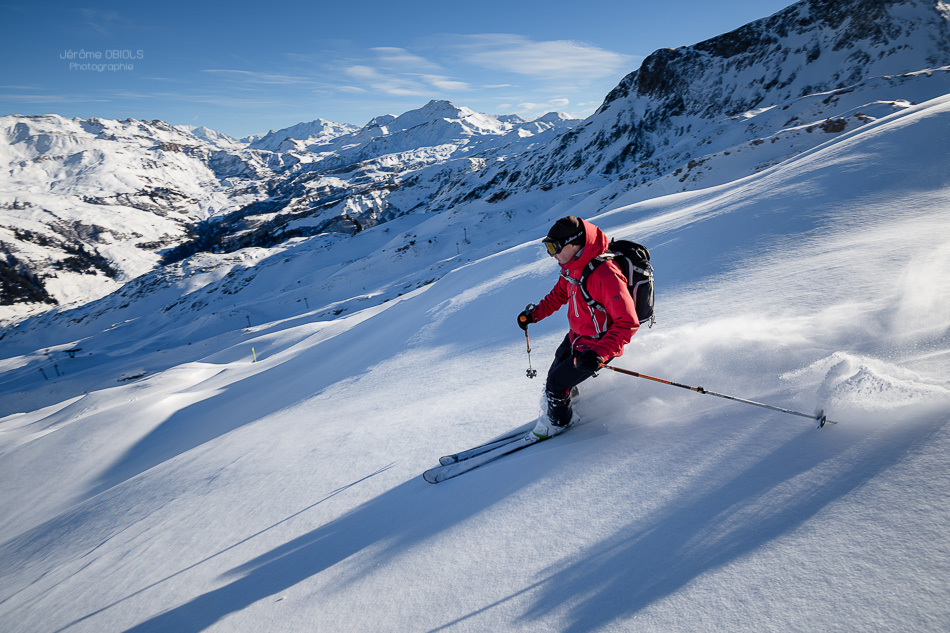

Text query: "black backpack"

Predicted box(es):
[577, 238, 655, 328]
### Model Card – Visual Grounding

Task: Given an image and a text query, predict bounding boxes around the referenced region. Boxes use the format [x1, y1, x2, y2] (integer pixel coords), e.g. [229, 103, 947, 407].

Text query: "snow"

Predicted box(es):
[244, 119, 361, 152]
[2, 60, 950, 633]
[0, 114, 275, 317]
[0, 100, 580, 322]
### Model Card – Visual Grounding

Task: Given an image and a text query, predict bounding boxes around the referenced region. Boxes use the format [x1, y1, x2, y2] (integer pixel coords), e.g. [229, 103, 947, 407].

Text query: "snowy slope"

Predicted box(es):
[1, 86, 948, 633]
[2, 0, 950, 630]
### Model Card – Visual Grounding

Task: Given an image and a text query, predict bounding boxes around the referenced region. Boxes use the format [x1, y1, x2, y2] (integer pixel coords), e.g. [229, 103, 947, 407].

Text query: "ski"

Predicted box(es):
[423, 432, 540, 484]
[438, 422, 535, 465]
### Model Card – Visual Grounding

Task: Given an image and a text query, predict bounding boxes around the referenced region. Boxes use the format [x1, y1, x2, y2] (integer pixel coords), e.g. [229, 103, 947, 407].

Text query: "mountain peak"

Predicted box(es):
[601, 0, 950, 115]
[419, 99, 469, 117]
[533, 111, 577, 123]
[389, 100, 475, 129]
[526, 0, 950, 182]
[246, 118, 360, 151]
[364, 114, 397, 129]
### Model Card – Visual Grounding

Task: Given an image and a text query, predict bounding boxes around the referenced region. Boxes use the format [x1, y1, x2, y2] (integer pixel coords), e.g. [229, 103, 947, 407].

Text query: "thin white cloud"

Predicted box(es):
[202, 69, 311, 85]
[339, 59, 470, 97]
[377, 85, 426, 97]
[371, 47, 441, 71]
[110, 89, 281, 108]
[508, 97, 578, 118]
[423, 75, 471, 91]
[454, 34, 634, 80]
[335, 48, 469, 96]
[0, 93, 108, 104]
[345, 65, 380, 80]
[343, 64, 434, 95]
[368, 77, 429, 97]
[208, 33, 630, 118]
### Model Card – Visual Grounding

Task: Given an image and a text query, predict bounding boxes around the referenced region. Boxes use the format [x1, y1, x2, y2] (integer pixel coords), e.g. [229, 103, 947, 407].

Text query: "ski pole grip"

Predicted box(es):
[519, 303, 537, 331]
[523, 303, 537, 323]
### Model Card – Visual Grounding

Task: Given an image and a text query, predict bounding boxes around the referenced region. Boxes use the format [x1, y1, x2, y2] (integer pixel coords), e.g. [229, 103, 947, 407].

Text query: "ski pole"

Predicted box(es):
[603, 365, 836, 428]
[521, 304, 538, 379]
[524, 329, 538, 379]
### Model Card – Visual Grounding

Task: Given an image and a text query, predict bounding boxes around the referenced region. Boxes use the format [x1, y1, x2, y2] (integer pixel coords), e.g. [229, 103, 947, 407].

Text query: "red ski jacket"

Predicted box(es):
[531, 219, 639, 361]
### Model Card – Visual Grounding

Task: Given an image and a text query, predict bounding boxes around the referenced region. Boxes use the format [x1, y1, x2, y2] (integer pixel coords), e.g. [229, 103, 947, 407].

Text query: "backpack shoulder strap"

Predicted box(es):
[576, 254, 613, 311]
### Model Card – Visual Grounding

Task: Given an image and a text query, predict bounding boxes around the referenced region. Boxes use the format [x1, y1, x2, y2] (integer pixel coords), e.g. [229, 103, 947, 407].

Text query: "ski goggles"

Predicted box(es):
[542, 228, 584, 256]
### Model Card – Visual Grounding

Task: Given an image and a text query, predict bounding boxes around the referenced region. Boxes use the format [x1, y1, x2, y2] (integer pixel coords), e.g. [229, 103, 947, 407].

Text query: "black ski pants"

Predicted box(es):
[545, 334, 599, 425]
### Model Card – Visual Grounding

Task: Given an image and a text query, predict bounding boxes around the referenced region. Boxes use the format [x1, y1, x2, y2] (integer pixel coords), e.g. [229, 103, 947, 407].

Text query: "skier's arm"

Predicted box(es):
[530, 277, 569, 323]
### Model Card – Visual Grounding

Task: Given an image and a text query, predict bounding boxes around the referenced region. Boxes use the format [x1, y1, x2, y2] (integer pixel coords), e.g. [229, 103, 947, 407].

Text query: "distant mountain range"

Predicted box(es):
[0, 102, 577, 315]
[1, 0, 948, 321]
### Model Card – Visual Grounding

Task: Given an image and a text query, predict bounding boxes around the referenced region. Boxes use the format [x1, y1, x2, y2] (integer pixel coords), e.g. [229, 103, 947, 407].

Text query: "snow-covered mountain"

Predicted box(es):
[244, 119, 360, 152]
[0, 103, 577, 320]
[1, 0, 949, 631]
[157, 101, 580, 260]
[175, 125, 244, 149]
[0, 115, 291, 314]
[473, 0, 950, 193]
[7, 0, 945, 324]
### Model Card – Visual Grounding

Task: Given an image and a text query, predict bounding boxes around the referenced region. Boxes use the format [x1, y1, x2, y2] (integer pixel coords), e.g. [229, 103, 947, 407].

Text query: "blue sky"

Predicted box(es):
[2, 0, 794, 138]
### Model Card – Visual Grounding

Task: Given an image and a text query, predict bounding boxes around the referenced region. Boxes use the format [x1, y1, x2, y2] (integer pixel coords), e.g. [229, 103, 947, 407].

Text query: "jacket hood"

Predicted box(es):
[563, 218, 608, 274]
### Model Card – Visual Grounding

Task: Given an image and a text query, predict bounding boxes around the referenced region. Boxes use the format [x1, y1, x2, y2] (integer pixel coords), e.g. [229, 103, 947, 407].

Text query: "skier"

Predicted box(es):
[518, 216, 639, 439]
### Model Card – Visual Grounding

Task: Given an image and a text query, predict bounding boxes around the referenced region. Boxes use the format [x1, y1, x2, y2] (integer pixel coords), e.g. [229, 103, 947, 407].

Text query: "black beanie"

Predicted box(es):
[547, 216, 585, 245]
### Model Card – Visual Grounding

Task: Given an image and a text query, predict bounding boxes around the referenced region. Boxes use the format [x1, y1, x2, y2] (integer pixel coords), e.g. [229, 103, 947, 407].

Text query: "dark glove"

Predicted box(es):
[574, 350, 604, 373]
[517, 307, 536, 331]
